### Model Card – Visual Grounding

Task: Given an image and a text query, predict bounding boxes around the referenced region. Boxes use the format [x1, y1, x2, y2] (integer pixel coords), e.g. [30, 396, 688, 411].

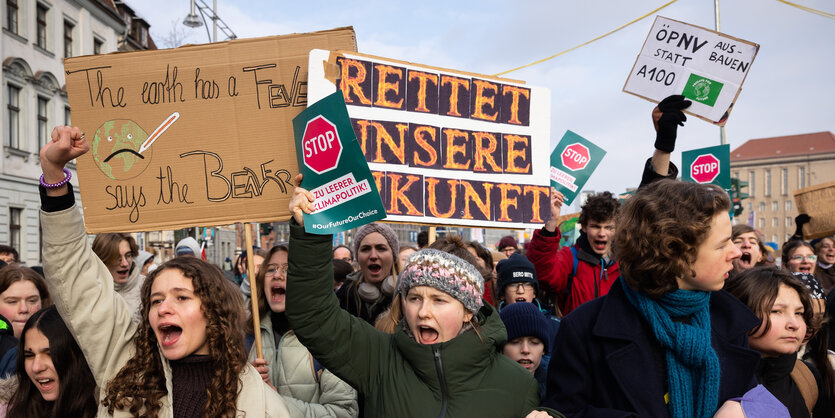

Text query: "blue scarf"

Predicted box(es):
[619, 278, 720, 418]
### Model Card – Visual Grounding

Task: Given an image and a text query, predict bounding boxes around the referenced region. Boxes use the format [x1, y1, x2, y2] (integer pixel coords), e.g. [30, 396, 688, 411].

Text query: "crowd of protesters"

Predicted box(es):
[0, 95, 830, 417]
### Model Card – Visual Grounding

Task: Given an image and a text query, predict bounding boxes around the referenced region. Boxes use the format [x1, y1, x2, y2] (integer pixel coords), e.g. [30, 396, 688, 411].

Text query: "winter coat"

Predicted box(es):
[527, 232, 619, 315]
[248, 313, 358, 417]
[40, 204, 290, 418]
[757, 352, 833, 418]
[0, 376, 17, 418]
[113, 257, 144, 323]
[285, 221, 560, 418]
[542, 279, 761, 417]
[815, 263, 835, 292]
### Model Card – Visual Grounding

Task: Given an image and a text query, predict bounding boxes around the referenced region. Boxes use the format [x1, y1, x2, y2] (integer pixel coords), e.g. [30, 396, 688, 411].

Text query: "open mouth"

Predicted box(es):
[35, 378, 55, 392]
[104, 148, 144, 163]
[158, 324, 183, 347]
[515, 297, 528, 303]
[417, 325, 439, 344]
[798, 265, 812, 273]
[270, 284, 286, 303]
[517, 359, 535, 370]
[367, 263, 382, 275]
[592, 239, 607, 252]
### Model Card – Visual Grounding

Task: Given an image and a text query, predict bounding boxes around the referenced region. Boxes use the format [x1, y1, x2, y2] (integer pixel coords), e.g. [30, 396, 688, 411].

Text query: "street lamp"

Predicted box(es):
[182, 0, 237, 43]
[183, 0, 203, 28]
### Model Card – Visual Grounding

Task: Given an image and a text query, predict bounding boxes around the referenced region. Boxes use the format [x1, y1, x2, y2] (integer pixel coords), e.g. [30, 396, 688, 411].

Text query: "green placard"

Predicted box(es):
[681, 73, 724, 107]
[681, 144, 731, 190]
[549, 130, 607, 206]
[292, 92, 386, 234]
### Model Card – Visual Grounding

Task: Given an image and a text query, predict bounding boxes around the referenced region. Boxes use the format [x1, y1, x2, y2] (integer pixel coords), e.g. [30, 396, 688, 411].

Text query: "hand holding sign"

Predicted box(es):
[289, 173, 315, 227]
[544, 188, 566, 233]
[653, 95, 692, 153]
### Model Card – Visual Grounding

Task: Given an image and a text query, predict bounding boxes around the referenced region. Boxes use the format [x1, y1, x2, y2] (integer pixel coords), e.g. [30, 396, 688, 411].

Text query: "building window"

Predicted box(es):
[764, 169, 771, 197]
[749, 171, 756, 198]
[9, 208, 21, 255]
[772, 234, 778, 243]
[781, 168, 788, 196]
[64, 20, 74, 58]
[6, 84, 21, 149]
[785, 217, 791, 227]
[759, 202, 765, 213]
[759, 218, 765, 228]
[733, 171, 739, 179]
[36, 4, 48, 49]
[64, 105, 71, 125]
[140, 26, 148, 47]
[747, 202, 752, 211]
[5, 0, 18, 34]
[772, 201, 778, 212]
[37, 97, 49, 149]
[798, 167, 806, 189]
[93, 38, 103, 54]
[785, 201, 792, 211]
[772, 217, 778, 227]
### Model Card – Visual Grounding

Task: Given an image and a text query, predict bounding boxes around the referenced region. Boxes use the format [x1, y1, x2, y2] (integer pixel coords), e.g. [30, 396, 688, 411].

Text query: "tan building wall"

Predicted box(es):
[731, 152, 835, 246]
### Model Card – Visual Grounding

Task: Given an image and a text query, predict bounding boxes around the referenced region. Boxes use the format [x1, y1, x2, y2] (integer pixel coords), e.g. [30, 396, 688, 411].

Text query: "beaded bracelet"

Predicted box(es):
[39, 168, 72, 189]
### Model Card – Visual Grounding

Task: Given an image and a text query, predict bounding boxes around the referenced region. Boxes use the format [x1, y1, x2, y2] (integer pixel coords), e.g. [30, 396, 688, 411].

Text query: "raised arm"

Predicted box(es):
[39, 126, 137, 386]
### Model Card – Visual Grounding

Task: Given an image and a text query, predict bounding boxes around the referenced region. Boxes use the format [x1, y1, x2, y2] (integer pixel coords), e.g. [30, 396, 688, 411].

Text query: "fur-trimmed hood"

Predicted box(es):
[0, 376, 18, 403]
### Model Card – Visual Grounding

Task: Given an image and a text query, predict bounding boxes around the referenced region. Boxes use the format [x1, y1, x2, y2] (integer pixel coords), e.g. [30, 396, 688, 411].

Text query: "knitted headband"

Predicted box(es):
[397, 249, 484, 314]
[353, 223, 400, 260]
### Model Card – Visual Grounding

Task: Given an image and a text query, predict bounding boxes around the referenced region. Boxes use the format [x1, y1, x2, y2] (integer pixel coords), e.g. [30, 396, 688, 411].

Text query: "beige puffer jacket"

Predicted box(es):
[41, 205, 290, 417]
[249, 314, 358, 417]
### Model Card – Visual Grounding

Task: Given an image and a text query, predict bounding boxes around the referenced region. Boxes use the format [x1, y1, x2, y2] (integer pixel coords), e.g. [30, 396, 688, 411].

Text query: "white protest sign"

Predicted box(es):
[624, 16, 759, 125]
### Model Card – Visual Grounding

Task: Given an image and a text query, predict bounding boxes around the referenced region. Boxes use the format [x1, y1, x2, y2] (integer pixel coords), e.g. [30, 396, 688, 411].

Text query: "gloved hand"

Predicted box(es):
[652, 95, 692, 153]
[792, 213, 811, 240]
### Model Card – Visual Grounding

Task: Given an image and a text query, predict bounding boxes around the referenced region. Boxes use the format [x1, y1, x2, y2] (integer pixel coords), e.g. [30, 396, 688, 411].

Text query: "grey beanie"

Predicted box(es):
[397, 249, 484, 314]
[354, 223, 399, 258]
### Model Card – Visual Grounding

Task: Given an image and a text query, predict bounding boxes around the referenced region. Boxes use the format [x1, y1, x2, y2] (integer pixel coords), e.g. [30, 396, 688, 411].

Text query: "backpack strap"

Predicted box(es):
[559, 246, 579, 309]
[309, 353, 325, 383]
[790, 359, 819, 414]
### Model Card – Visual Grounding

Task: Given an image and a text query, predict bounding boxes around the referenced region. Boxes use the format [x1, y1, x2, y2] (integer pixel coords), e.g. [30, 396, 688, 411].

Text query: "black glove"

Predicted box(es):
[654, 95, 692, 153]
[792, 213, 811, 240]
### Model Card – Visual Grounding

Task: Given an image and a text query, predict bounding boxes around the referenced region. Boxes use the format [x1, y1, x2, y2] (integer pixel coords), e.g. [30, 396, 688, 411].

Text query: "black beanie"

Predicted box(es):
[496, 253, 538, 295]
[499, 302, 552, 354]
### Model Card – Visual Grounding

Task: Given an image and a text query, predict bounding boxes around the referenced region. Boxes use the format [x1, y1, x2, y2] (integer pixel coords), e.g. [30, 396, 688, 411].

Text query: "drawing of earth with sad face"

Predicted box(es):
[91, 119, 152, 180]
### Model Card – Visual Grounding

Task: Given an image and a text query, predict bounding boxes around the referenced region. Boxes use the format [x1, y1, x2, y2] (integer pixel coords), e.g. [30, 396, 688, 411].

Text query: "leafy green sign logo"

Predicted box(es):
[682, 74, 723, 107]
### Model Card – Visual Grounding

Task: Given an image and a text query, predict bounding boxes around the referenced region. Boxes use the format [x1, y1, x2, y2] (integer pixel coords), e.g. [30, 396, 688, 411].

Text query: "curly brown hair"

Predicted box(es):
[578, 191, 620, 226]
[102, 257, 247, 417]
[614, 179, 731, 299]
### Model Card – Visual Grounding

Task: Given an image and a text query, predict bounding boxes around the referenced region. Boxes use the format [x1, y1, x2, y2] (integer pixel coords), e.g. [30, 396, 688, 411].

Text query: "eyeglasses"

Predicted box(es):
[506, 283, 535, 292]
[265, 264, 289, 276]
[790, 255, 818, 262]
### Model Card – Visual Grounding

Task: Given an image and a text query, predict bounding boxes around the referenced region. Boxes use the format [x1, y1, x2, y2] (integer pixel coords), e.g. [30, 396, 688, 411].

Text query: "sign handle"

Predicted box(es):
[428, 227, 436, 245]
[245, 223, 264, 359]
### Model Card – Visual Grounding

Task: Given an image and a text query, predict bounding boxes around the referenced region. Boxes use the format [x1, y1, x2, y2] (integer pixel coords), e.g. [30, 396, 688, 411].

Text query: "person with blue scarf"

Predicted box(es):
[543, 179, 762, 417]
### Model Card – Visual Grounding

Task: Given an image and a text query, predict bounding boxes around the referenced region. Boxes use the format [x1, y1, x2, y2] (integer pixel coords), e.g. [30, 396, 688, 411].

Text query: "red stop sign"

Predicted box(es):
[690, 154, 720, 183]
[561, 143, 590, 171]
[302, 116, 342, 174]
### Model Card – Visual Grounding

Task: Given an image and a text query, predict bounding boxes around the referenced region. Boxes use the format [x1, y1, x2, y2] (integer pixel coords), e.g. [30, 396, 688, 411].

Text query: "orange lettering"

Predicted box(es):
[497, 183, 522, 222]
[425, 178, 458, 218]
[460, 181, 493, 220]
[412, 126, 438, 167]
[472, 132, 502, 173]
[372, 122, 408, 164]
[441, 75, 470, 117]
[408, 71, 438, 113]
[443, 129, 471, 170]
[504, 134, 531, 174]
[502, 85, 530, 125]
[471, 79, 498, 121]
[524, 185, 550, 224]
[388, 173, 423, 216]
[339, 59, 371, 105]
[374, 64, 404, 109]
[354, 119, 373, 156]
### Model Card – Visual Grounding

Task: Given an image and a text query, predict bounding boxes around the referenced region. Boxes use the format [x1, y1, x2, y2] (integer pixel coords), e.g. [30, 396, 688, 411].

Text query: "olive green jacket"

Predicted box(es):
[286, 222, 550, 418]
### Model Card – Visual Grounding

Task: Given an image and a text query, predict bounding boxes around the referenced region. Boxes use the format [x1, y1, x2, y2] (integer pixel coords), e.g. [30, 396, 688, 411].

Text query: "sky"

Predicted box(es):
[131, 0, 834, 208]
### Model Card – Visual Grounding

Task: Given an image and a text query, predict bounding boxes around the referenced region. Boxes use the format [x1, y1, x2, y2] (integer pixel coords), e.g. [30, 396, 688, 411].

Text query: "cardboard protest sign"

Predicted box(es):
[623, 16, 759, 125]
[307, 50, 551, 229]
[681, 144, 730, 190]
[794, 180, 835, 240]
[549, 130, 607, 206]
[64, 28, 357, 233]
[293, 91, 386, 234]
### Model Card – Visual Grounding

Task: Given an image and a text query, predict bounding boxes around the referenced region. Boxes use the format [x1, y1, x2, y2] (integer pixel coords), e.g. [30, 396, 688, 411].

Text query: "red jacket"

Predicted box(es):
[527, 228, 619, 315]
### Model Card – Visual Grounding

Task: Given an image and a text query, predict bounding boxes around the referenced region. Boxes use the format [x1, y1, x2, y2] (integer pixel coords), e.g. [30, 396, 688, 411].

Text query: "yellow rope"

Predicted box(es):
[776, 0, 835, 19]
[495, 0, 679, 76]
